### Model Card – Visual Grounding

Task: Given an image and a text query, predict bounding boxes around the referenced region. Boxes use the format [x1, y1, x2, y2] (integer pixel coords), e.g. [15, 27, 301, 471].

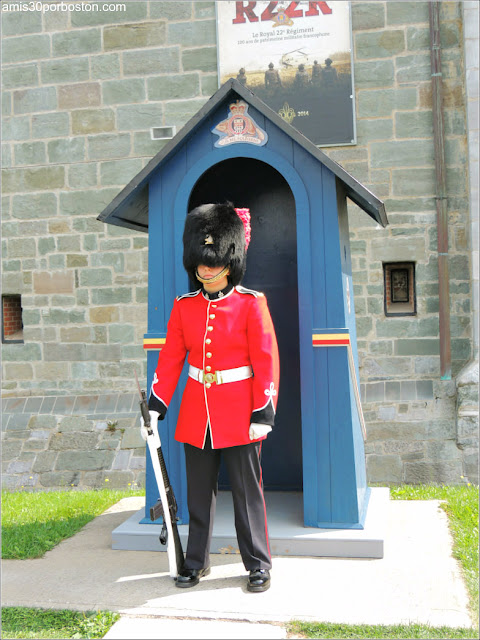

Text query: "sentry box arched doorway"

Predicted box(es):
[99, 79, 387, 542]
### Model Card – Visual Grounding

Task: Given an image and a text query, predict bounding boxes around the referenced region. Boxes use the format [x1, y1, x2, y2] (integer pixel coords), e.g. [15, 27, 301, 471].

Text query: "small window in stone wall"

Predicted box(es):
[383, 262, 416, 316]
[2, 295, 24, 343]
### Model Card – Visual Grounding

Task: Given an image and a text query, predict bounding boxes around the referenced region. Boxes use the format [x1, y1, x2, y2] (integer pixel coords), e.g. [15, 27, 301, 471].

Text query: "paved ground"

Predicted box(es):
[1, 495, 473, 638]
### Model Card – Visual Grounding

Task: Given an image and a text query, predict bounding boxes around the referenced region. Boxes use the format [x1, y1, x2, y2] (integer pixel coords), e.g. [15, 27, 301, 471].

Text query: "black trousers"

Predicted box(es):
[183, 434, 272, 572]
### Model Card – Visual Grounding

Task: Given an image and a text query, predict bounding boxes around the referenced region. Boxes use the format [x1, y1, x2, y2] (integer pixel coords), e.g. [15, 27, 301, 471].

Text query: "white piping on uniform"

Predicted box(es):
[252, 382, 277, 414]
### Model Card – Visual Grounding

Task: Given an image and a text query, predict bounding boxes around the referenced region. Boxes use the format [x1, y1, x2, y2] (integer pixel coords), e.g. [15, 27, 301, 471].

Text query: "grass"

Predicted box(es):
[287, 621, 478, 639]
[288, 484, 479, 639]
[1, 488, 144, 560]
[0, 607, 119, 639]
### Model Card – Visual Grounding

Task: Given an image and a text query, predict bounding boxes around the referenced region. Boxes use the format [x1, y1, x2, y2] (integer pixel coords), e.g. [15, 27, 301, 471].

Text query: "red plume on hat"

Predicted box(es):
[183, 202, 250, 286]
[234, 207, 251, 249]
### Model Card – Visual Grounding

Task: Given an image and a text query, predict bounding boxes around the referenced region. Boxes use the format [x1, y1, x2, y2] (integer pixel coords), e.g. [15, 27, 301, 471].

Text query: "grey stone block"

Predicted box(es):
[387, 1, 428, 25]
[396, 339, 440, 357]
[72, 109, 115, 135]
[352, 2, 385, 30]
[28, 414, 57, 429]
[50, 432, 99, 451]
[2, 34, 50, 63]
[1, 8, 42, 36]
[32, 451, 57, 473]
[48, 139, 85, 164]
[56, 450, 114, 471]
[121, 428, 145, 450]
[367, 454, 402, 483]
[102, 78, 146, 105]
[168, 19, 216, 46]
[354, 60, 394, 88]
[1, 441, 22, 460]
[2, 64, 38, 90]
[404, 460, 463, 484]
[23, 440, 49, 452]
[72, 396, 100, 415]
[182, 47, 217, 72]
[457, 414, 479, 449]
[362, 357, 412, 378]
[100, 158, 144, 186]
[201, 74, 218, 97]
[90, 288, 132, 305]
[13, 87, 57, 114]
[151, 1, 192, 20]
[123, 47, 180, 75]
[426, 440, 462, 462]
[416, 380, 434, 400]
[400, 381, 416, 401]
[41, 58, 90, 84]
[53, 396, 76, 415]
[129, 456, 146, 471]
[91, 53, 121, 80]
[87, 133, 131, 159]
[39, 397, 56, 414]
[385, 381, 401, 401]
[1, 116, 30, 142]
[116, 394, 135, 413]
[113, 450, 132, 470]
[104, 22, 166, 51]
[366, 382, 385, 403]
[52, 28, 101, 56]
[96, 394, 120, 413]
[32, 112, 70, 139]
[59, 415, 94, 432]
[148, 73, 200, 101]
[117, 103, 165, 131]
[355, 30, 405, 59]
[395, 110, 433, 137]
[4, 397, 27, 412]
[83, 470, 135, 489]
[7, 459, 33, 474]
[39, 471, 81, 487]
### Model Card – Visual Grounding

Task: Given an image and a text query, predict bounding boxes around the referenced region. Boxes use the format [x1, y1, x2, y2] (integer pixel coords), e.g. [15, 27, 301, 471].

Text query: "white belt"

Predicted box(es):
[189, 364, 253, 385]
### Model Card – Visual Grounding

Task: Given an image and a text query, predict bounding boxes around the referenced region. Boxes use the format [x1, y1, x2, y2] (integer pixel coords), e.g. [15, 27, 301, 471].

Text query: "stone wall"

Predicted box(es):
[1, 1, 478, 490]
[325, 1, 478, 485]
[2, 392, 145, 490]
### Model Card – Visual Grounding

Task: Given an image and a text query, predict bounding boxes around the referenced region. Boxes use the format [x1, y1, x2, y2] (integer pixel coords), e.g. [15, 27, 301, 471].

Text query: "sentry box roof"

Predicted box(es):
[98, 78, 387, 232]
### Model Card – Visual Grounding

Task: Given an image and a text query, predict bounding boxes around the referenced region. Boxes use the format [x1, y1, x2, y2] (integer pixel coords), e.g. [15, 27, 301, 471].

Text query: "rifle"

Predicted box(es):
[134, 371, 185, 578]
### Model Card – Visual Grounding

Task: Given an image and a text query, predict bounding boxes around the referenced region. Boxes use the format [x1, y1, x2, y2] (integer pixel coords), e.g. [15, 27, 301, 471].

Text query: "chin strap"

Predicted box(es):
[195, 266, 230, 285]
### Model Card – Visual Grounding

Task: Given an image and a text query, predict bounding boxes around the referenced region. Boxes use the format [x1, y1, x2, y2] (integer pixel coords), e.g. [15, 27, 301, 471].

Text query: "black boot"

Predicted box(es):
[175, 566, 211, 588]
[247, 569, 271, 592]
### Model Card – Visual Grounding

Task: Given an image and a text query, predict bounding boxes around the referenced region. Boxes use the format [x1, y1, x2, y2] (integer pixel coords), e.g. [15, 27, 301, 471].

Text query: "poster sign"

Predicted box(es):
[216, 1, 355, 146]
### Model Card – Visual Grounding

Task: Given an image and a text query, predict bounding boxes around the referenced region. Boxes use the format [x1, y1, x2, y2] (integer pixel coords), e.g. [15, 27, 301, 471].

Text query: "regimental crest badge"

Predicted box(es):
[272, 8, 294, 27]
[212, 100, 268, 148]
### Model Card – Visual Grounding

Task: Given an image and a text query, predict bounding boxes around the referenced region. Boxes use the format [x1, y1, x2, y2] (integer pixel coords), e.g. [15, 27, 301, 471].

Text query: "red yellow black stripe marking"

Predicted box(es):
[312, 333, 350, 347]
[143, 338, 166, 350]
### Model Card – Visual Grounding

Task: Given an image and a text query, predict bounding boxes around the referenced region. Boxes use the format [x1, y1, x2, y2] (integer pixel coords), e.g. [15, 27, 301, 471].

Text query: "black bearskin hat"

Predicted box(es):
[183, 202, 249, 286]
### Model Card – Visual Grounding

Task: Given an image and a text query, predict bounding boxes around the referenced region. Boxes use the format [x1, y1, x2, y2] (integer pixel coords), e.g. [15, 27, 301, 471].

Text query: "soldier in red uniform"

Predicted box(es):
[146, 202, 279, 592]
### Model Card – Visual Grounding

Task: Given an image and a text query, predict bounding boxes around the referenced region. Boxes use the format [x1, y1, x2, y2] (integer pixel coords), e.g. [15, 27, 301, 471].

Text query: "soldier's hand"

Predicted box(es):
[249, 423, 272, 440]
[140, 410, 161, 448]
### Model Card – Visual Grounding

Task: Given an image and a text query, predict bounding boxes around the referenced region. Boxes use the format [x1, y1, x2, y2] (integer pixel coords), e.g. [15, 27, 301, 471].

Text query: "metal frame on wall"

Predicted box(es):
[215, 0, 356, 147]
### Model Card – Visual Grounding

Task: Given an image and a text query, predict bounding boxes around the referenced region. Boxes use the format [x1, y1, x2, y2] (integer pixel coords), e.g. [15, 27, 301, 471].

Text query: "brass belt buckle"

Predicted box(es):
[204, 371, 217, 384]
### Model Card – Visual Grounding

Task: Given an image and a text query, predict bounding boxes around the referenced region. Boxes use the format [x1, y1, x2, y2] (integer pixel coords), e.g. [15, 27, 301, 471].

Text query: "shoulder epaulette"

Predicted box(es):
[176, 289, 201, 301]
[236, 285, 264, 298]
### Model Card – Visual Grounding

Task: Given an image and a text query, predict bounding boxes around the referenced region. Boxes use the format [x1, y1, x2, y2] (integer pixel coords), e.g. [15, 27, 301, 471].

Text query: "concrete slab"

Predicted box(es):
[112, 489, 387, 558]
[103, 616, 287, 639]
[1, 494, 473, 631]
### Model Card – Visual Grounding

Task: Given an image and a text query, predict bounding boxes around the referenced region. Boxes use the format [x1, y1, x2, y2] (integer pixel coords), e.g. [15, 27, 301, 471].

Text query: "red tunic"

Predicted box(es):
[149, 286, 279, 449]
